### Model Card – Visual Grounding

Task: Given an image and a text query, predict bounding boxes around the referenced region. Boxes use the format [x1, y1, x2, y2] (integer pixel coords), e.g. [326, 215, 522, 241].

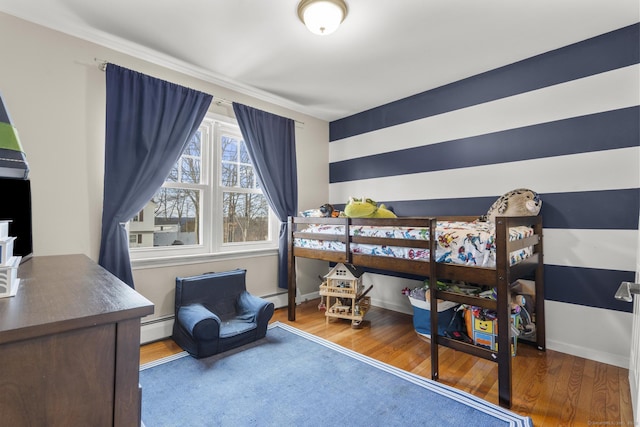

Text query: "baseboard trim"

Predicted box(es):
[141, 316, 174, 344]
[546, 338, 629, 369]
[265, 291, 289, 309]
[297, 290, 319, 304]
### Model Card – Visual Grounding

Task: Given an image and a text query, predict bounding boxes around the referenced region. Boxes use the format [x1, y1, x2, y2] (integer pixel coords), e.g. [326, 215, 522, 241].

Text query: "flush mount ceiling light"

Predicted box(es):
[297, 0, 348, 36]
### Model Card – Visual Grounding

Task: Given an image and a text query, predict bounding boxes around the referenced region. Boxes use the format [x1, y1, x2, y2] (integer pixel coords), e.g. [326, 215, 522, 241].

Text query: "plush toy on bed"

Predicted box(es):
[481, 188, 542, 223]
[300, 204, 340, 218]
[344, 197, 397, 218]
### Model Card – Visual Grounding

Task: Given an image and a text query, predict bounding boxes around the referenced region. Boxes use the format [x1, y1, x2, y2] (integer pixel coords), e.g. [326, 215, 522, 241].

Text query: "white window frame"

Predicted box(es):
[129, 113, 279, 265]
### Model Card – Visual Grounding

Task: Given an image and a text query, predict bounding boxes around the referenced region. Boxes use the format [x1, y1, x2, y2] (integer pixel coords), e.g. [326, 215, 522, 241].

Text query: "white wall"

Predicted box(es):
[0, 12, 329, 324]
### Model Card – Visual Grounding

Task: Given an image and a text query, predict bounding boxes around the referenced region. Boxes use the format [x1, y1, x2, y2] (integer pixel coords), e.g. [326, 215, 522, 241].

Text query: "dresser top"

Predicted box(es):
[0, 254, 154, 344]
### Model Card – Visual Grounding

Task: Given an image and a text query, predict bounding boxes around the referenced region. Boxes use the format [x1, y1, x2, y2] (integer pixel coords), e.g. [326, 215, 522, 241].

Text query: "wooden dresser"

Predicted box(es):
[0, 254, 154, 426]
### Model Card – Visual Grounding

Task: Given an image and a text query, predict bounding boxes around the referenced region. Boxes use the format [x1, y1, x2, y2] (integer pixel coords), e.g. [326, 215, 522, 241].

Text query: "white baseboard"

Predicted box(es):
[265, 291, 289, 309]
[297, 290, 319, 304]
[141, 316, 174, 344]
[370, 298, 413, 315]
[140, 292, 289, 344]
[546, 338, 630, 369]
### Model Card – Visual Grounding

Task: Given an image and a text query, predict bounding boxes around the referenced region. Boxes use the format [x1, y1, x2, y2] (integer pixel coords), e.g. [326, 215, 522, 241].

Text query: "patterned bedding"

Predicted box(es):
[294, 221, 535, 268]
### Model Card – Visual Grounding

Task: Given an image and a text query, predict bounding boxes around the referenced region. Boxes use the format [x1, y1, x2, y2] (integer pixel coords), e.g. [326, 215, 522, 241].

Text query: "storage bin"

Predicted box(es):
[408, 296, 460, 338]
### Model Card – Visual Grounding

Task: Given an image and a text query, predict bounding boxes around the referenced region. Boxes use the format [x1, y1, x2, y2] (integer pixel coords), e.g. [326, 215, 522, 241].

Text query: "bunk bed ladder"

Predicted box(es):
[429, 215, 545, 409]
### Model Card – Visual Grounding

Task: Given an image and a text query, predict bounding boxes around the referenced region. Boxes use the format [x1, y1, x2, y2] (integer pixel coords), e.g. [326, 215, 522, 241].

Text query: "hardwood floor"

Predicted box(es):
[140, 300, 634, 426]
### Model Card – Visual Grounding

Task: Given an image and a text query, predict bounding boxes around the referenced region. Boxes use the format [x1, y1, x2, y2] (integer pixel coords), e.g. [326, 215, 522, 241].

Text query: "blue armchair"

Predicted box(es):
[172, 269, 275, 358]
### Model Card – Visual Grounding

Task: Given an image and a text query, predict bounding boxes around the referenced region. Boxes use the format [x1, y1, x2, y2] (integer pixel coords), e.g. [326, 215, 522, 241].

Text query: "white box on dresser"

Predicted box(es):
[0, 236, 15, 266]
[0, 255, 21, 297]
[0, 220, 9, 238]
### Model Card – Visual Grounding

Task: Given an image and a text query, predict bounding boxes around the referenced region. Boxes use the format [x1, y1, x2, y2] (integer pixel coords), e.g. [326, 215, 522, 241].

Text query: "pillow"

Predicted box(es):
[483, 188, 542, 223]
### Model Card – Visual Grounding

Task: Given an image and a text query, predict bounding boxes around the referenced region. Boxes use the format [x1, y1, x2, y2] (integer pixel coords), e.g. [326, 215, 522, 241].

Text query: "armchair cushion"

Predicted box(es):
[172, 269, 275, 358]
[219, 318, 258, 338]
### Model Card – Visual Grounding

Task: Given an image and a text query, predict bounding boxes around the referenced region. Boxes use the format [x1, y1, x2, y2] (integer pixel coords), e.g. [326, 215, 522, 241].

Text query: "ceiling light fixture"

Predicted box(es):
[297, 0, 348, 36]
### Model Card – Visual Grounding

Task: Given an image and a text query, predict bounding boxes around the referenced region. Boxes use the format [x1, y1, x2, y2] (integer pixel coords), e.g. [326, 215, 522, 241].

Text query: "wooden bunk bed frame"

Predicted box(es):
[287, 215, 545, 408]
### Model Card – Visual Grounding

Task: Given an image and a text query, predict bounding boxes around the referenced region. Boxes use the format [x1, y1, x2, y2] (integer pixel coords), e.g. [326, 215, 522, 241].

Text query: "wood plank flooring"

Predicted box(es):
[140, 300, 634, 426]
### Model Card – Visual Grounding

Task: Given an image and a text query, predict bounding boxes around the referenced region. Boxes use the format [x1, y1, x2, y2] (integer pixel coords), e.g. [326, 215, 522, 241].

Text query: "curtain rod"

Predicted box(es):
[94, 58, 304, 127]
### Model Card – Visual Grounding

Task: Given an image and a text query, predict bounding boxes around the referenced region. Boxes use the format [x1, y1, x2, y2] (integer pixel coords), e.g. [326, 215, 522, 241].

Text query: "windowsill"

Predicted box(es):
[131, 247, 279, 270]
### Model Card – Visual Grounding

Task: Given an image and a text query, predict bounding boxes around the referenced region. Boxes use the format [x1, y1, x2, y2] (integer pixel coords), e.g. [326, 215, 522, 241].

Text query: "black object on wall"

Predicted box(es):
[0, 178, 33, 261]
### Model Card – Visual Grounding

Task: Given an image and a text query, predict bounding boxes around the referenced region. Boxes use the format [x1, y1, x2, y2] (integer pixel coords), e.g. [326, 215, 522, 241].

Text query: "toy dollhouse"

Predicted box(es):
[319, 263, 371, 328]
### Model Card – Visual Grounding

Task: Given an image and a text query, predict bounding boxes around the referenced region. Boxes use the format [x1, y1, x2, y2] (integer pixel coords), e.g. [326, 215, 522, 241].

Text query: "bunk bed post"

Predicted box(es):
[429, 218, 440, 381]
[287, 216, 296, 321]
[495, 217, 513, 408]
[534, 216, 546, 350]
[344, 217, 351, 264]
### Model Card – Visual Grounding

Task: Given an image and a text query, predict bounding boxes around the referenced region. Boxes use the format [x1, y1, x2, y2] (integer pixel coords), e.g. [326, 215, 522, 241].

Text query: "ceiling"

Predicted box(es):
[0, 0, 637, 121]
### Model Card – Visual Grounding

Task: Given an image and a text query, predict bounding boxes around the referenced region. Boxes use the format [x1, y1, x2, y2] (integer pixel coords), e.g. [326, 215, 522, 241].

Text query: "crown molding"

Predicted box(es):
[1, 8, 326, 121]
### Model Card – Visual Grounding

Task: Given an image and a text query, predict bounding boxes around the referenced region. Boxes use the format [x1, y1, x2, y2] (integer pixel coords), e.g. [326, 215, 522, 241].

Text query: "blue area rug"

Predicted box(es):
[140, 322, 532, 427]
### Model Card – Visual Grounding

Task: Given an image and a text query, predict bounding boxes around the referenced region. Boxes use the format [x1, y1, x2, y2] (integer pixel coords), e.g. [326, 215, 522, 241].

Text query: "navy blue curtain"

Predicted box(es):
[99, 64, 212, 287]
[232, 103, 298, 289]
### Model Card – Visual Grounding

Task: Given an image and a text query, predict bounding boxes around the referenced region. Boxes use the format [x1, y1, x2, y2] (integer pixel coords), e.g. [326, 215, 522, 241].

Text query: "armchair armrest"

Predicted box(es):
[237, 292, 275, 338]
[237, 292, 273, 320]
[177, 303, 221, 341]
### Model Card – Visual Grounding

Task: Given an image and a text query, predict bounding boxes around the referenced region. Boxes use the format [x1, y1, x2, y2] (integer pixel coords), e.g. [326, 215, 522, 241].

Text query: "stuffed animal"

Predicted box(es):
[343, 197, 397, 218]
[300, 203, 340, 218]
[482, 188, 541, 223]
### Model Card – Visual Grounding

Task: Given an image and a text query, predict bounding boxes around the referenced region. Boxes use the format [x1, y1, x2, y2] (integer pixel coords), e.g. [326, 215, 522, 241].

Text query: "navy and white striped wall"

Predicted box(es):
[328, 23, 640, 313]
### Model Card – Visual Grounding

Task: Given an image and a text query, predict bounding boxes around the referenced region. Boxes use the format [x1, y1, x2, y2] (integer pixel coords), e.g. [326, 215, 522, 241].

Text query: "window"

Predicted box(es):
[129, 115, 278, 261]
[220, 134, 270, 244]
[131, 210, 143, 222]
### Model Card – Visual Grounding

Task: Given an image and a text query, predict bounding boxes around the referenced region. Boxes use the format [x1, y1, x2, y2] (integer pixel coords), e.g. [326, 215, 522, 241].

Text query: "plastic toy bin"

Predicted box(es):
[409, 296, 459, 338]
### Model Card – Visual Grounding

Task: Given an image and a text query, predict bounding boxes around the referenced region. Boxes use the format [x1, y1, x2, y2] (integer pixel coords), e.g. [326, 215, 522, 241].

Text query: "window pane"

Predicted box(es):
[166, 164, 179, 182]
[184, 131, 201, 156]
[221, 162, 237, 187]
[240, 141, 250, 163]
[239, 165, 254, 188]
[129, 187, 201, 248]
[222, 191, 269, 243]
[180, 157, 200, 183]
[221, 136, 237, 161]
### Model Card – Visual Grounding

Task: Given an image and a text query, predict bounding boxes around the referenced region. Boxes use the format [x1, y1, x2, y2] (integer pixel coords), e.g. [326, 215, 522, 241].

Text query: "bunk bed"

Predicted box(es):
[287, 215, 545, 408]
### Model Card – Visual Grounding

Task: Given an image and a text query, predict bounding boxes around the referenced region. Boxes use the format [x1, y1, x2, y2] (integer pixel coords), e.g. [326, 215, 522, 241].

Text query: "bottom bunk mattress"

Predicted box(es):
[294, 221, 535, 268]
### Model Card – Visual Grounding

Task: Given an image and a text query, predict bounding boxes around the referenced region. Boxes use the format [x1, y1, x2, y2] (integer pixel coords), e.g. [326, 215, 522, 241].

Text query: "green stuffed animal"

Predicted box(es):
[344, 197, 397, 218]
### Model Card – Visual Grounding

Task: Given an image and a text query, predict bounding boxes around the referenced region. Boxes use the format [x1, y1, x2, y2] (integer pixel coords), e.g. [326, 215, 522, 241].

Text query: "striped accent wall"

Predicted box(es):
[328, 23, 640, 314]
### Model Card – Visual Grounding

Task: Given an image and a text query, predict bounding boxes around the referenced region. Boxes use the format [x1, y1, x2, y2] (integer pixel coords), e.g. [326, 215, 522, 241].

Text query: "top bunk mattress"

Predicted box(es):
[293, 221, 535, 268]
